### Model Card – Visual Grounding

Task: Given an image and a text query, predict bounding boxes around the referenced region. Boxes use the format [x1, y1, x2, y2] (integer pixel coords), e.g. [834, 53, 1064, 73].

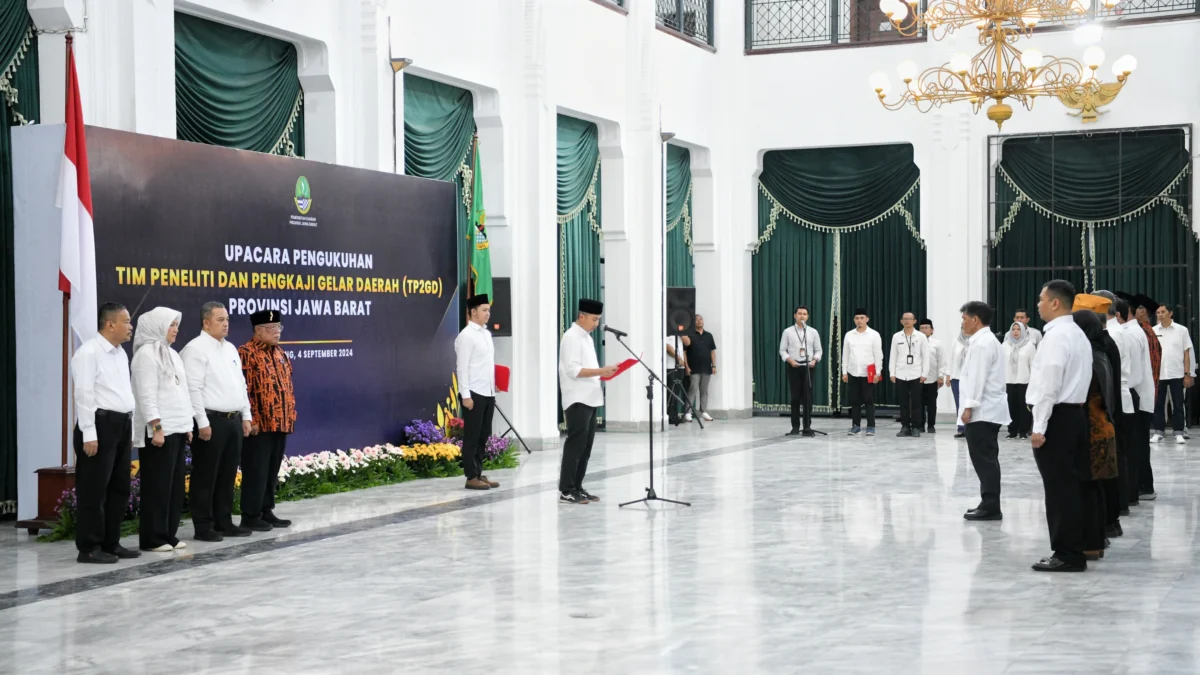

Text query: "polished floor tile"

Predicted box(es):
[3, 418, 1200, 674]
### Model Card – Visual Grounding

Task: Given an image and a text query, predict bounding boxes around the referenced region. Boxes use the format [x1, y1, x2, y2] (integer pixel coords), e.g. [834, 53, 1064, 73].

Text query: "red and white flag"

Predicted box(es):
[57, 39, 96, 344]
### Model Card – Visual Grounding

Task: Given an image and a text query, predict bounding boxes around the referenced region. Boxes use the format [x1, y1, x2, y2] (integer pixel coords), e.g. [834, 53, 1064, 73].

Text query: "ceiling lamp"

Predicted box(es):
[882, 0, 1106, 39]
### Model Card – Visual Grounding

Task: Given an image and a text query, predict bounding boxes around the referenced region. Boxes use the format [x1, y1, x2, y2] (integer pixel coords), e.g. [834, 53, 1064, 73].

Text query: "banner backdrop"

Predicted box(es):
[86, 127, 459, 454]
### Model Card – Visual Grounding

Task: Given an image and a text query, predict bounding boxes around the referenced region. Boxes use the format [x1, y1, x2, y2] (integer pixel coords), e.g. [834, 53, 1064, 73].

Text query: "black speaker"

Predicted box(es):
[487, 278, 511, 337]
[667, 287, 695, 336]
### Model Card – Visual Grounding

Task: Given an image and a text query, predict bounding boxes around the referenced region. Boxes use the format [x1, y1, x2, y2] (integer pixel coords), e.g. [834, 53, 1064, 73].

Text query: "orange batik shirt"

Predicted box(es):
[239, 339, 297, 434]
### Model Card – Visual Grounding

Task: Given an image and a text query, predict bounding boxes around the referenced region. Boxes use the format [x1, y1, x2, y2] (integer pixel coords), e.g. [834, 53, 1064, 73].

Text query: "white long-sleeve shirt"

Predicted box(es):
[1105, 317, 1133, 415]
[958, 328, 1011, 427]
[454, 321, 496, 398]
[559, 323, 603, 409]
[841, 328, 883, 377]
[131, 347, 193, 447]
[180, 331, 253, 429]
[1025, 315, 1092, 435]
[889, 329, 928, 382]
[924, 335, 950, 382]
[1002, 341, 1037, 384]
[1123, 319, 1155, 413]
[1026, 325, 1043, 346]
[1154, 322, 1195, 380]
[779, 324, 822, 365]
[70, 335, 136, 443]
[949, 338, 968, 380]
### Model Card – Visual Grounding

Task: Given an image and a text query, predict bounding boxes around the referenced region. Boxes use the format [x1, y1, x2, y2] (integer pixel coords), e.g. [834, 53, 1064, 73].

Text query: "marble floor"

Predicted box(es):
[3, 417, 1200, 674]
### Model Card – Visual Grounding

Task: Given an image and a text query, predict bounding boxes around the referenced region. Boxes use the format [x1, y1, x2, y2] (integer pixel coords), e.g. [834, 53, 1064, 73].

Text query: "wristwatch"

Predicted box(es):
[149, 423, 163, 434]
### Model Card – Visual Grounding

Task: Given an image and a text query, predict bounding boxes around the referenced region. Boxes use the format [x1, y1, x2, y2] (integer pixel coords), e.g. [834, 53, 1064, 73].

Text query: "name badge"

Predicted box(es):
[907, 355, 914, 365]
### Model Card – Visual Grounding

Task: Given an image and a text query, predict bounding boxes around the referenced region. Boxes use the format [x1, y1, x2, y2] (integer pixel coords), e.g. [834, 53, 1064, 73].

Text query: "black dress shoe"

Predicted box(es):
[1005, 433, 1018, 439]
[801, 429, 816, 438]
[1031, 556, 1086, 572]
[1106, 522, 1123, 537]
[194, 530, 224, 542]
[1119, 508, 1131, 516]
[926, 426, 936, 433]
[896, 428, 911, 437]
[263, 512, 292, 528]
[216, 524, 253, 537]
[240, 517, 274, 532]
[910, 429, 921, 438]
[785, 429, 801, 436]
[964, 509, 1002, 521]
[104, 545, 141, 559]
[1139, 492, 1157, 501]
[77, 550, 119, 564]
[954, 432, 966, 439]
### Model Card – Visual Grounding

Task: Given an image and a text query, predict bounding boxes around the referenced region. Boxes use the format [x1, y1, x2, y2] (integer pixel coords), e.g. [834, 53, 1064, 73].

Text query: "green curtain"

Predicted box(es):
[666, 144, 694, 288]
[752, 145, 924, 412]
[403, 75, 476, 310]
[175, 13, 305, 157]
[557, 115, 603, 423]
[991, 129, 1195, 332]
[0, 5, 38, 516]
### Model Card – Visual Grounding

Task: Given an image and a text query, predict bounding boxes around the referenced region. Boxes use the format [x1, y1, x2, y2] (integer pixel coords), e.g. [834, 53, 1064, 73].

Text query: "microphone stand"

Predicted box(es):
[610, 332, 696, 508]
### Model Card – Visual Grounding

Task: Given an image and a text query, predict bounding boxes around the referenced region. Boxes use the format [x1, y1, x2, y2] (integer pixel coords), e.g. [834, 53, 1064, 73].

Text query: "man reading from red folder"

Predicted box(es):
[557, 298, 618, 505]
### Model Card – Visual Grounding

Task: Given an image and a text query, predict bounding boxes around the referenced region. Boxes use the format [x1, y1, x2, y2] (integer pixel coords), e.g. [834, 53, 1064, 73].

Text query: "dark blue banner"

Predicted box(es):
[87, 127, 459, 454]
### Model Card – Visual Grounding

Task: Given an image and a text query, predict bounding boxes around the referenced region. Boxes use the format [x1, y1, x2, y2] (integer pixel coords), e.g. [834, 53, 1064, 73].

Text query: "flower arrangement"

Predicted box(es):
[41, 422, 521, 542]
[447, 417, 465, 439]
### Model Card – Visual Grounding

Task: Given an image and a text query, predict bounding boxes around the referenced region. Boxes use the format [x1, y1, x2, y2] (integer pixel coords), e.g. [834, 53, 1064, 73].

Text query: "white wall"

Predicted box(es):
[26, 0, 1200, 439]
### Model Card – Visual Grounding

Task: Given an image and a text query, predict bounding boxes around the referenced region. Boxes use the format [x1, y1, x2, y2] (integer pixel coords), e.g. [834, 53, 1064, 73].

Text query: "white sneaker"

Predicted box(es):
[1176, 435, 1187, 445]
[148, 544, 173, 553]
[1150, 434, 1164, 443]
[173, 541, 188, 550]
[701, 412, 714, 422]
[684, 413, 693, 422]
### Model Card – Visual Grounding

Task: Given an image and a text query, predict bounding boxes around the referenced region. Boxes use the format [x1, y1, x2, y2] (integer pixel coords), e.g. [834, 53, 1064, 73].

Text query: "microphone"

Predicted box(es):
[603, 325, 628, 338]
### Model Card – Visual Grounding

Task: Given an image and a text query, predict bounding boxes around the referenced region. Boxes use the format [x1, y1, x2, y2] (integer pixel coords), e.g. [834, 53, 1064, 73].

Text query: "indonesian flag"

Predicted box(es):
[57, 40, 96, 344]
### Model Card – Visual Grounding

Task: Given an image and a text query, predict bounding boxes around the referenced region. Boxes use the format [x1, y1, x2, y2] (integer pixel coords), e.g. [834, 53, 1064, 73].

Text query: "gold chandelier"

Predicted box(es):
[868, 0, 1137, 129]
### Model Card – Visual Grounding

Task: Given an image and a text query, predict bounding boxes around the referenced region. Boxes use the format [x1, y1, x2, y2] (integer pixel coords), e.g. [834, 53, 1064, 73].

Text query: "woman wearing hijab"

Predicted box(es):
[131, 307, 193, 553]
[1002, 322, 1037, 439]
[1072, 307, 1119, 562]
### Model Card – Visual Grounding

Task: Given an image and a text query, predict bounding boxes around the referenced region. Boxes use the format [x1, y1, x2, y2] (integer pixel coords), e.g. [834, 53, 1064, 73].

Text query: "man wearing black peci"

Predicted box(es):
[1027, 280, 1093, 572]
[455, 294, 498, 491]
[70, 303, 140, 564]
[779, 305, 823, 437]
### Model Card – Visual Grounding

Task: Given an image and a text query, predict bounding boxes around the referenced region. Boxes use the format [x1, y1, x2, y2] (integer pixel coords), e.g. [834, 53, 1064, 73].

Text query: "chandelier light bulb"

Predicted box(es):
[897, 60, 920, 82]
[1021, 8, 1041, 25]
[869, 71, 892, 95]
[1073, 23, 1102, 45]
[892, 0, 910, 20]
[1020, 48, 1044, 70]
[949, 52, 971, 74]
[1084, 45, 1106, 68]
[1112, 54, 1137, 75]
[975, 17, 989, 28]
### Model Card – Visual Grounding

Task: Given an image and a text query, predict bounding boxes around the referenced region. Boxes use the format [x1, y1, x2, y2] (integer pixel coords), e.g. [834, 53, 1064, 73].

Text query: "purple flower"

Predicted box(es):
[403, 419, 445, 445]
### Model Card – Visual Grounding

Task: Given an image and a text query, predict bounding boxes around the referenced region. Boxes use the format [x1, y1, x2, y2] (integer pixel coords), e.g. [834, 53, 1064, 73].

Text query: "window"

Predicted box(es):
[746, 0, 923, 50]
[656, 0, 715, 46]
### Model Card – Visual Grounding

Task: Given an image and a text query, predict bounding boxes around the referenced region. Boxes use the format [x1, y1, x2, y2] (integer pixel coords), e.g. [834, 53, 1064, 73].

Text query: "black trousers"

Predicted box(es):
[241, 431, 288, 519]
[1153, 378, 1186, 434]
[138, 432, 187, 549]
[1115, 410, 1137, 511]
[560, 403, 597, 493]
[965, 422, 1002, 513]
[1006, 384, 1031, 436]
[847, 376, 875, 428]
[920, 382, 939, 429]
[1136, 407, 1155, 495]
[190, 413, 243, 534]
[460, 392, 496, 480]
[1101, 478, 1121, 526]
[1033, 405, 1087, 566]
[895, 378, 921, 430]
[73, 411, 132, 553]
[1080, 480, 1106, 552]
[788, 365, 812, 431]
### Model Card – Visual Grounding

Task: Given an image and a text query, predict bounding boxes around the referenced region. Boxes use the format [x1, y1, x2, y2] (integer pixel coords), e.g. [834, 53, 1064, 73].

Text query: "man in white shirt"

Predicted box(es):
[918, 318, 949, 434]
[889, 311, 929, 437]
[181, 302, 253, 541]
[1152, 304, 1194, 444]
[1095, 291, 1134, 524]
[558, 298, 617, 505]
[779, 305, 823, 437]
[1115, 295, 1155, 504]
[1015, 309, 1043, 346]
[841, 308, 883, 436]
[957, 301, 1010, 521]
[1026, 280, 1093, 573]
[456, 295, 498, 491]
[71, 303, 139, 564]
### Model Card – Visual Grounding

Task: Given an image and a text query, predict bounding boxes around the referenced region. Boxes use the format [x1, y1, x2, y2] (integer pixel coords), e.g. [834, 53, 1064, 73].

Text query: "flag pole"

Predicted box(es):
[60, 33, 75, 467]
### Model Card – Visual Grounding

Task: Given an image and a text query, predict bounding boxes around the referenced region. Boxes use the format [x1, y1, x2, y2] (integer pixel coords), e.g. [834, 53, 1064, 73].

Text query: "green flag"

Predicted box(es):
[469, 140, 493, 300]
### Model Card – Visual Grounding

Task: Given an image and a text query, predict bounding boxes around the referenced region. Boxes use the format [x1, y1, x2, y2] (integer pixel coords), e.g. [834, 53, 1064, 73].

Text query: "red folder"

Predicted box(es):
[495, 365, 511, 393]
[601, 359, 639, 381]
[867, 364, 877, 382]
